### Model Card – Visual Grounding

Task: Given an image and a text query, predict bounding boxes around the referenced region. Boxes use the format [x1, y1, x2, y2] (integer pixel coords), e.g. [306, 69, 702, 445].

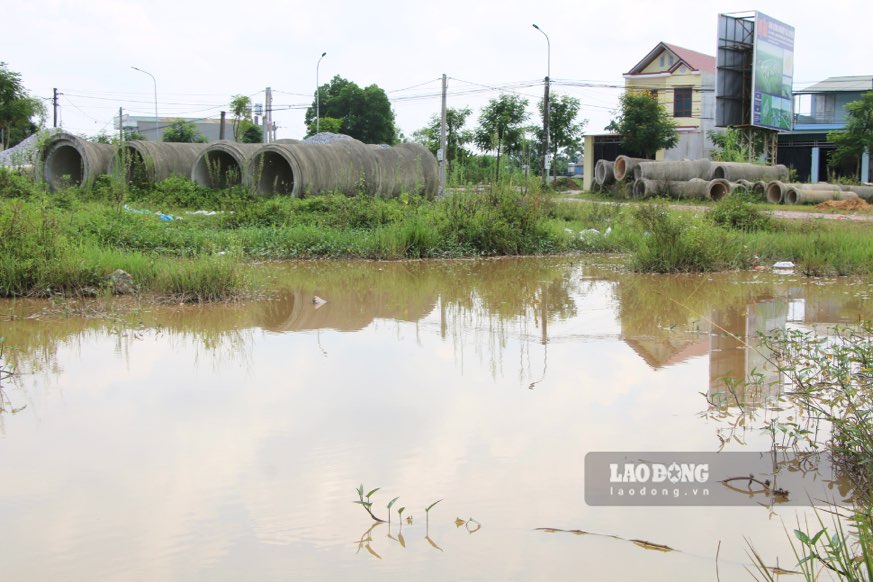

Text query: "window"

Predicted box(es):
[673, 87, 692, 118]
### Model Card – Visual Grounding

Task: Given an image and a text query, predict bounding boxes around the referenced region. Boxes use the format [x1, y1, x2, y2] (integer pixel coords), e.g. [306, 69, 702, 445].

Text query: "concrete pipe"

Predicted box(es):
[709, 162, 789, 182]
[836, 183, 873, 201]
[371, 142, 438, 199]
[248, 140, 438, 199]
[191, 141, 262, 189]
[40, 131, 114, 191]
[707, 179, 732, 201]
[752, 181, 766, 197]
[636, 159, 712, 182]
[767, 181, 845, 204]
[594, 159, 615, 186]
[786, 188, 859, 205]
[110, 141, 208, 186]
[634, 178, 710, 199]
[613, 156, 648, 181]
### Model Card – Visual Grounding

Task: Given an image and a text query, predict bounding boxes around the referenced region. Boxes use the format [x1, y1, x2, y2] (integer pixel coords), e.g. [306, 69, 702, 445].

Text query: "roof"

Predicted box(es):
[796, 75, 873, 93]
[625, 42, 716, 75]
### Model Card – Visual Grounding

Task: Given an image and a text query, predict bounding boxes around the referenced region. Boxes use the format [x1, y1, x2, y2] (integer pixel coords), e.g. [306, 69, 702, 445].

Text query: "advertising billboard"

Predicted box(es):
[752, 12, 795, 130]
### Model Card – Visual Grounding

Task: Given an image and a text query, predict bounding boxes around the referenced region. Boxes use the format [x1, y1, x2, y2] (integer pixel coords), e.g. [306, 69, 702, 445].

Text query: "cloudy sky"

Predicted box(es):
[5, 0, 870, 142]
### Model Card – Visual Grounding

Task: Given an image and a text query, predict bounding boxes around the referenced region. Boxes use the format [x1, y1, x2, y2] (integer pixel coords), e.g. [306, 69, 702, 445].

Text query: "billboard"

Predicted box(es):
[751, 12, 795, 130]
[716, 11, 794, 131]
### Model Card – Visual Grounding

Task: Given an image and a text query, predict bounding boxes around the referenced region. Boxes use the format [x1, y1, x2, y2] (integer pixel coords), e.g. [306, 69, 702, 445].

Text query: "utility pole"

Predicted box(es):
[543, 75, 550, 183]
[53, 88, 59, 128]
[119, 107, 124, 142]
[264, 87, 272, 144]
[439, 74, 447, 196]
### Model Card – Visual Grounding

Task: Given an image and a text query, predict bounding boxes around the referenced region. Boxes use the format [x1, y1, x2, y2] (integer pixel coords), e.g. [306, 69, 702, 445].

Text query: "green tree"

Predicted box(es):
[474, 94, 529, 182]
[828, 91, 873, 181]
[607, 91, 678, 159]
[230, 94, 252, 141]
[534, 94, 587, 180]
[239, 120, 263, 144]
[306, 116, 343, 136]
[305, 75, 397, 144]
[412, 106, 473, 174]
[0, 62, 45, 149]
[162, 120, 207, 143]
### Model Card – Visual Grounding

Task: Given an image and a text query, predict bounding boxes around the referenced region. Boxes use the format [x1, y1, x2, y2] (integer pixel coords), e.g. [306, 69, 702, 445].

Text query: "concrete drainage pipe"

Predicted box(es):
[785, 188, 859, 205]
[40, 131, 114, 191]
[110, 141, 209, 186]
[709, 162, 788, 182]
[613, 156, 648, 181]
[247, 139, 438, 199]
[633, 178, 709, 199]
[594, 160, 615, 187]
[191, 142, 262, 189]
[636, 159, 712, 182]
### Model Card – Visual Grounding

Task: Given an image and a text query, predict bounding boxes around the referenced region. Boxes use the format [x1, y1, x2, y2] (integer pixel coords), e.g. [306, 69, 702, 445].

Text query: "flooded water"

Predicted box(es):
[1, 258, 870, 581]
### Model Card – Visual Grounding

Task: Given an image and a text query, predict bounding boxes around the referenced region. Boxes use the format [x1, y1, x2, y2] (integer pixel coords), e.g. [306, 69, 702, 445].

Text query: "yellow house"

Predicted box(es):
[583, 42, 718, 190]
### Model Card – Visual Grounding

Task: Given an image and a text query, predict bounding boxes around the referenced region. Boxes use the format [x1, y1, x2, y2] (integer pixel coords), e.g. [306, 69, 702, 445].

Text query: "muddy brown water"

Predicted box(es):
[1, 258, 871, 581]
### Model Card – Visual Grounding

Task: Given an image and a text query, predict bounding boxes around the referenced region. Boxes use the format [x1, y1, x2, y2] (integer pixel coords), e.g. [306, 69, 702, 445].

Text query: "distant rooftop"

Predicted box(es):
[796, 75, 873, 93]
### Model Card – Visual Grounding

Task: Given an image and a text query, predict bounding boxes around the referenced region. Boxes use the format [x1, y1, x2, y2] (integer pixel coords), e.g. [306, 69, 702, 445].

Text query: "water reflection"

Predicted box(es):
[1, 259, 873, 581]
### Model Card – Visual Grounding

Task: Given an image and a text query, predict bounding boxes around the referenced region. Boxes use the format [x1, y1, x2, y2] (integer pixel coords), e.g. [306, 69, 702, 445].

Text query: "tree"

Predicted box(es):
[412, 106, 473, 174]
[474, 94, 529, 182]
[306, 116, 343, 136]
[230, 94, 252, 142]
[0, 62, 45, 149]
[607, 92, 678, 159]
[304, 75, 397, 144]
[828, 91, 873, 181]
[534, 94, 587, 180]
[239, 120, 263, 144]
[162, 120, 207, 143]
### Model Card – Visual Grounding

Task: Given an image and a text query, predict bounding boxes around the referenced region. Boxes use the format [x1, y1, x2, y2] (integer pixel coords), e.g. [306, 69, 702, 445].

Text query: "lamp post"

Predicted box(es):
[316, 52, 327, 134]
[131, 66, 158, 142]
[532, 24, 550, 184]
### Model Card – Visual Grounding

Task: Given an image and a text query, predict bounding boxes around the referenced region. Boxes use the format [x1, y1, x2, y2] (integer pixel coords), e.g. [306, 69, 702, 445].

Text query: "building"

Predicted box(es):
[778, 75, 873, 183]
[114, 114, 232, 143]
[583, 42, 719, 190]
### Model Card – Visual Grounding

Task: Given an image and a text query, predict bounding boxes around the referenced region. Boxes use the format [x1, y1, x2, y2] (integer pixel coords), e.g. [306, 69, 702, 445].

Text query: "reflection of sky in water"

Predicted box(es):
[1, 262, 871, 581]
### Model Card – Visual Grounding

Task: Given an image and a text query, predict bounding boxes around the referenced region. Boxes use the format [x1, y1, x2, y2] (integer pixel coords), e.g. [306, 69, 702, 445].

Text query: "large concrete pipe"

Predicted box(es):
[836, 183, 873, 201]
[109, 141, 208, 186]
[613, 156, 648, 181]
[633, 178, 709, 199]
[709, 162, 789, 182]
[40, 131, 114, 191]
[707, 178, 732, 201]
[635, 159, 712, 182]
[370, 143, 438, 199]
[766, 181, 842, 204]
[191, 141, 262, 189]
[785, 188, 859, 205]
[248, 139, 438, 199]
[594, 159, 615, 187]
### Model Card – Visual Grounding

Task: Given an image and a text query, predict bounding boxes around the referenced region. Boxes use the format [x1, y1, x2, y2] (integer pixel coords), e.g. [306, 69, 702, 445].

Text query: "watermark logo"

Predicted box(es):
[586, 452, 841, 506]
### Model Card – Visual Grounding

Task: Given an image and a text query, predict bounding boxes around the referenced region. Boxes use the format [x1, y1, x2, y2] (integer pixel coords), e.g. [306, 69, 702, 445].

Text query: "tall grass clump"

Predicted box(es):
[748, 323, 873, 581]
[707, 192, 773, 232]
[630, 203, 751, 272]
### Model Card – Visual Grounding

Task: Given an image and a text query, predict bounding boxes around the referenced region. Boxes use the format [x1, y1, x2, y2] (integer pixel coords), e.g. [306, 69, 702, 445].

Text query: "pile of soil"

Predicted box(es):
[551, 177, 581, 191]
[814, 199, 873, 212]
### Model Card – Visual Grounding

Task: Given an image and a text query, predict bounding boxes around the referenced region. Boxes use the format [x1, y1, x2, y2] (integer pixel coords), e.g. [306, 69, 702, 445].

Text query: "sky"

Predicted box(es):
[4, 0, 871, 144]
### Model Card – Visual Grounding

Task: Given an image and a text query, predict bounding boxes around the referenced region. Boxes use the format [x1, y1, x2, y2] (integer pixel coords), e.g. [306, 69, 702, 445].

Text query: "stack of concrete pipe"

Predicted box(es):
[765, 180, 867, 204]
[594, 156, 795, 202]
[38, 132, 438, 198]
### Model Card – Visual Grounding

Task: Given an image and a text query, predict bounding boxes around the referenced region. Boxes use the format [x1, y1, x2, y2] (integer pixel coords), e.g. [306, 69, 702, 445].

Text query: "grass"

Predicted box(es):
[2, 166, 873, 300]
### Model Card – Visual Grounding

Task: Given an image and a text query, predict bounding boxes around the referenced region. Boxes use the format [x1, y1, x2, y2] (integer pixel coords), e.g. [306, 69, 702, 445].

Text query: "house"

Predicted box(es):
[778, 75, 873, 183]
[114, 114, 234, 143]
[583, 42, 718, 190]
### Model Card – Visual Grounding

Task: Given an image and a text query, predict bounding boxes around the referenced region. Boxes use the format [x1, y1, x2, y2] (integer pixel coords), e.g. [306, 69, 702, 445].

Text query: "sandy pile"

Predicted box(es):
[815, 199, 873, 212]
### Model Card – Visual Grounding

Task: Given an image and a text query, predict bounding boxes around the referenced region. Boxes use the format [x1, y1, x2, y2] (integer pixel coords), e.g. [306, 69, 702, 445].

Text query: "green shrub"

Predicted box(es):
[707, 193, 772, 231]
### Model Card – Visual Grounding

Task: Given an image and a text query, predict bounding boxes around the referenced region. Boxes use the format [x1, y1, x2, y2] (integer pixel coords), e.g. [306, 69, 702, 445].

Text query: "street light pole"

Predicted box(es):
[532, 24, 550, 185]
[316, 52, 327, 134]
[131, 66, 158, 142]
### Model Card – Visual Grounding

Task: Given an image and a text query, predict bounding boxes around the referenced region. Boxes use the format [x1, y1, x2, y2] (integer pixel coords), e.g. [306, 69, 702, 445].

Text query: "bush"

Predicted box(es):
[707, 193, 772, 232]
